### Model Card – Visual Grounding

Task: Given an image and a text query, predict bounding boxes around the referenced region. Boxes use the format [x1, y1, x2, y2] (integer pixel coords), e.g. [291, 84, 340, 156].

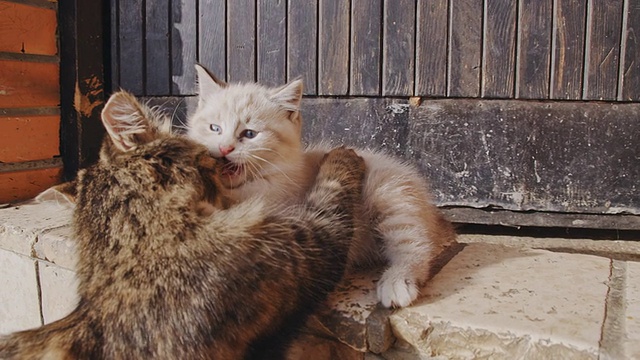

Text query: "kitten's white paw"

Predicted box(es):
[376, 269, 420, 308]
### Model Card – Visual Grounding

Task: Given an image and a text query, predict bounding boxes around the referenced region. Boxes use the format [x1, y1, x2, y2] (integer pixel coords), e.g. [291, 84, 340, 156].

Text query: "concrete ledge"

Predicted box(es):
[1, 202, 639, 359]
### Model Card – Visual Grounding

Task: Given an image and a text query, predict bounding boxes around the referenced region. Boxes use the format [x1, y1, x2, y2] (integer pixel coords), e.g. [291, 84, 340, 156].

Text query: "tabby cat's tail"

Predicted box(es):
[0, 307, 97, 360]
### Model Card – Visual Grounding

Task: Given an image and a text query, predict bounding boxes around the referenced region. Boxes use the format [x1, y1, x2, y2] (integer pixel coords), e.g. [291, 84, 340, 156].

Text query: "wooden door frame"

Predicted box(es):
[58, 0, 108, 180]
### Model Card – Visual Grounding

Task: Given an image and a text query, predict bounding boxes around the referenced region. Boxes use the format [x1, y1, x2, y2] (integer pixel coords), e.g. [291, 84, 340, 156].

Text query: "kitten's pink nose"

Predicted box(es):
[219, 145, 235, 156]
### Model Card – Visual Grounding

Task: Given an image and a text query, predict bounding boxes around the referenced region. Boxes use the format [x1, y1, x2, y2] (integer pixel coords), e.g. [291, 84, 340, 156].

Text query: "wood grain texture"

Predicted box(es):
[318, 0, 349, 95]
[287, 0, 317, 94]
[110, 0, 120, 91]
[171, 0, 197, 95]
[482, 0, 516, 98]
[407, 99, 640, 214]
[516, 0, 552, 99]
[551, 0, 587, 99]
[301, 97, 410, 158]
[382, 0, 416, 96]
[145, 0, 170, 95]
[257, 0, 286, 86]
[584, 0, 623, 100]
[621, 0, 640, 101]
[0, 115, 59, 163]
[227, 0, 256, 82]
[350, 0, 381, 95]
[199, 0, 226, 81]
[448, 0, 482, 97]
[0, 1, 57, 56]
[118, 0, 144, 94]
[415, 0, 448, 97]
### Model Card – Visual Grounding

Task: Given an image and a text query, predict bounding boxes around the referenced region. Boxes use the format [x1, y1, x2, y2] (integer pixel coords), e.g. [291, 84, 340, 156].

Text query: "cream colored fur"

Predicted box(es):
[187, 65, 457, 307]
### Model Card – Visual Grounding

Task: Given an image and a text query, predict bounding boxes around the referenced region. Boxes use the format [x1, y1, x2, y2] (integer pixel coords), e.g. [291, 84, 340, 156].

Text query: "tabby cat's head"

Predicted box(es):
[82, 91, 227, 211]
[187, 64, 303, 188]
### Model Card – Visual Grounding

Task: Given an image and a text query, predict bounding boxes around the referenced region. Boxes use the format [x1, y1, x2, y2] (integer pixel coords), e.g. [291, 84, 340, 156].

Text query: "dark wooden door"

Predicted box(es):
[108, 0, 640, 230]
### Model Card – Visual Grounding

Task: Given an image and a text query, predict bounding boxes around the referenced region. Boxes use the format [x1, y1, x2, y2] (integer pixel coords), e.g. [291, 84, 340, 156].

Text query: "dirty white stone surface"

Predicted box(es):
[625, 261, 640, 359]
[389, 243, 610, 359]
[0, 249, 41, 335]
[39, 261, 79, 324]
[0, 202, 72, 256]
[34, 225, 77, 270]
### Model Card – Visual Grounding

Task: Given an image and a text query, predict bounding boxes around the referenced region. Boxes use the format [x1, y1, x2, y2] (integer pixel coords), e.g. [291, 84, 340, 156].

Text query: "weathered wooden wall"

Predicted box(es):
[111, 0, 640, 101]
[112, 0, 640, 228]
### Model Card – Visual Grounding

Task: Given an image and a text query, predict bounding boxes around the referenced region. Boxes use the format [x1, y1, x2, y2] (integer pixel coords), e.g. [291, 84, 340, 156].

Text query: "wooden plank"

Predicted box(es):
[171, 0, 197, 94]
[59, 0, 106, 179]
[0, 115, 60, 163]
[448, 0, 482, 97]
[318, 0, 349, 95]
[257, 0, 286, 86]
[0, 166, 62, 204]
[198, 0, 226, 80]
[350, 0, 381, 95]
[550, 0, 587, 99]
[407, 99, 640, 215]
[145, 0, 170, 95]
[415, 0, 448, 97]
[227, 0, 256, 82]
[301, 97, 410, 158]
[287, 0, 318, 94]
[482, 0, 517, 98]
[0, 1, 57, 56]
[621, 0, 640, 101]
[516, 0, 552, 99]
[584, 0, 623, 100]
[110, 0, 119, 90]
[382, 0, 415, 96]
[118, 0, 144, 94]
[0, 60, 59, 108]
[444, 207, 640, 230]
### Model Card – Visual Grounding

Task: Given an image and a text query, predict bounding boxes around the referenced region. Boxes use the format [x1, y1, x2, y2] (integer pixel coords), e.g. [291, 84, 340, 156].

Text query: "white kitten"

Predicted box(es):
[187, 65, 457, 307]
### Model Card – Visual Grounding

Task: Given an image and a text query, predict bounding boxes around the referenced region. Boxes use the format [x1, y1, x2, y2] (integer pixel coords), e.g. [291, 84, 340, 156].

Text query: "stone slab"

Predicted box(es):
[34, 225, 77, 270]
[0, 249, 41, 335]
[390, 243, 610, 359]
[0, 202, 73, 257]
[625, 261, 640, 359]
[38, 261, 79, 324]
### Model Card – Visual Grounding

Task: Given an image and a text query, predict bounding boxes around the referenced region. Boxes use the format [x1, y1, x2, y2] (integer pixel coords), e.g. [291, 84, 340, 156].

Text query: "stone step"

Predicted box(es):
[1, 202, 639, 359]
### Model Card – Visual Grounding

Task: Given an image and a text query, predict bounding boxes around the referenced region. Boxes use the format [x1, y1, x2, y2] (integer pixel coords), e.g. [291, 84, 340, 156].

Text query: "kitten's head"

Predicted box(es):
[78, 91, 227, 212]
[188, 64, 303, 188]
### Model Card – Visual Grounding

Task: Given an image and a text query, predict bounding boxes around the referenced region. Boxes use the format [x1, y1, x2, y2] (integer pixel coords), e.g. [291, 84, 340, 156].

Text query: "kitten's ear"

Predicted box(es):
[101, 91, 155, 152]
[195, 64, 226, 101]
[270, 79, 303, 112]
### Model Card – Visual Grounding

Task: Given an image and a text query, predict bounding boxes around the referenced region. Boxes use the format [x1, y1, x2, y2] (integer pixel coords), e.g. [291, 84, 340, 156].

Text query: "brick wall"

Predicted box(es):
[0, 0, 62, 204]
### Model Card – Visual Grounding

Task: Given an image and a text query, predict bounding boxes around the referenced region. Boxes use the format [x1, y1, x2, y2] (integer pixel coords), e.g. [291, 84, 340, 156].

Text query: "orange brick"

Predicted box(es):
[0, 166, 62, 203]
[0, 115, 60, 162]
[0, 60, 59, 108]
[0, 1, 57, 56]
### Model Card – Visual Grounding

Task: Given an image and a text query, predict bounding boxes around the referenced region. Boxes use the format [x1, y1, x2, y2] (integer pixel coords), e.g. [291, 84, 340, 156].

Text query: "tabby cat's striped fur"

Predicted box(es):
[0, 91, 365, 359]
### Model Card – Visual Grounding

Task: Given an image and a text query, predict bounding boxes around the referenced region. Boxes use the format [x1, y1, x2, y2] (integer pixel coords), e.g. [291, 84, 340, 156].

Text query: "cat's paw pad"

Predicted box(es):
[376, 270, 420, 308]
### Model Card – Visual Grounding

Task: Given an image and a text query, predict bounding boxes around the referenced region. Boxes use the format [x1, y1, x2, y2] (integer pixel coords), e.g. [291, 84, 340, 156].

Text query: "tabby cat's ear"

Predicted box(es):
[101, 91, 155, 152]
[195, 64, 226, 101]
[270, 79, 303, 112]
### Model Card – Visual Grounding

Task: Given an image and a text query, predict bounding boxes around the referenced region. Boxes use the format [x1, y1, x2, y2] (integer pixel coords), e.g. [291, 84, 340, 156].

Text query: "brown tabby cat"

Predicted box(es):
[0, 91, 365, 359]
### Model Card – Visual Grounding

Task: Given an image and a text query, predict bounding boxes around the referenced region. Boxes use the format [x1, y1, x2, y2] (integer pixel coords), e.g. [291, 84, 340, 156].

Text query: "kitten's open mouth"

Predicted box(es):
[220, 157, 243, 177]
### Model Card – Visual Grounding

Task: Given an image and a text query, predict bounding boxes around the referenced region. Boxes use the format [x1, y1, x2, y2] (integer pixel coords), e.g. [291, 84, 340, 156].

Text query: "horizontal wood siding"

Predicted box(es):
[111, 0, 640, 100]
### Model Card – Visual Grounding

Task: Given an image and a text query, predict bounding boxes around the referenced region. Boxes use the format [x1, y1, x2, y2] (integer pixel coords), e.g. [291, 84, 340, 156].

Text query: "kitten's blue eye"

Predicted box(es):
[241, 129, 258, 139]
[209, 124, 221, 133]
